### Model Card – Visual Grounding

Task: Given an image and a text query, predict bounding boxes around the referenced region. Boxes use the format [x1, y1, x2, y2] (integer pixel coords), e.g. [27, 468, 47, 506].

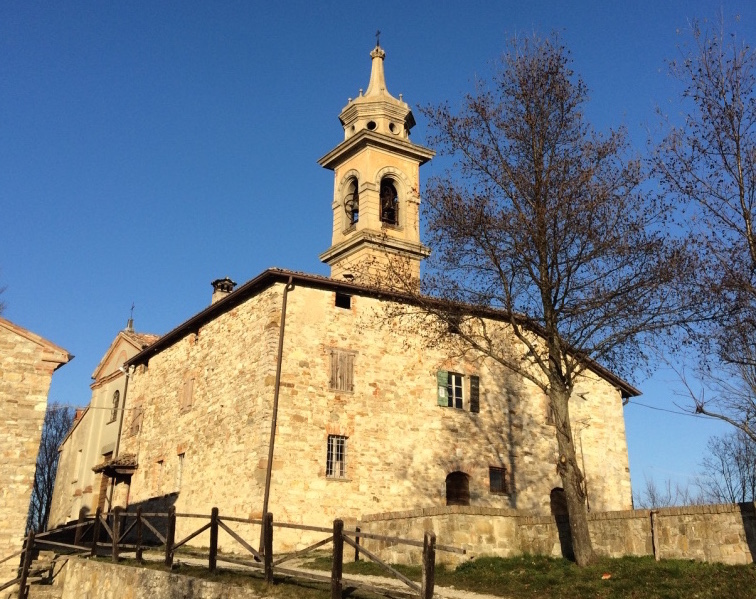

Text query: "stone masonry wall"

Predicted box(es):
[359, 502, 756, 566]
[119, 281, 631, 552]
[0, 321, 68, 583]
[55, 556, 268, 599]
[121, 286, 281, 546]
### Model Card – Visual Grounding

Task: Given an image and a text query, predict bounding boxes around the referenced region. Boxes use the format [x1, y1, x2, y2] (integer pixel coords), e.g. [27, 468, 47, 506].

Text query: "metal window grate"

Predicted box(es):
[489, 466, 508, 494]
[326, 435, 347, 478]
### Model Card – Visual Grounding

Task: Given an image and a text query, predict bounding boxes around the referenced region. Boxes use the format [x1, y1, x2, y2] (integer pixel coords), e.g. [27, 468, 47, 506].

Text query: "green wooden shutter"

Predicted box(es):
[437, 370, 448, 406]
[469, 375, 480, 413]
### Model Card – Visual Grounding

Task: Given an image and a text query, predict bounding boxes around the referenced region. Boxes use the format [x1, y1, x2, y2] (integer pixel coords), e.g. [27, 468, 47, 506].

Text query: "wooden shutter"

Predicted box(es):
[344, 353, 354, 392]
[182, 377, 194, 409]
[437, 370, 448, 406]
[469, 375, 480, 413]
[329, 350, 338, 389]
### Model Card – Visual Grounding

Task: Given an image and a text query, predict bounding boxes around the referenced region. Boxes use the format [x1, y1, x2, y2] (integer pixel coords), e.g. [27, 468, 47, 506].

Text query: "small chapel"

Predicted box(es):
[49, 44, 635, 550]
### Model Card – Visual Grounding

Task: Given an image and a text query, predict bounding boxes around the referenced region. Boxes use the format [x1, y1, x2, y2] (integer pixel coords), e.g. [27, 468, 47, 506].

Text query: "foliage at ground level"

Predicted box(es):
[304, 554, 756, 599]
[113, 553, 756, 598]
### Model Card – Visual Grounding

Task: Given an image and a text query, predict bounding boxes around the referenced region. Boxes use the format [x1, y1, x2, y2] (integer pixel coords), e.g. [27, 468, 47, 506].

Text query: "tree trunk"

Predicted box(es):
[550, 384, 595, 566]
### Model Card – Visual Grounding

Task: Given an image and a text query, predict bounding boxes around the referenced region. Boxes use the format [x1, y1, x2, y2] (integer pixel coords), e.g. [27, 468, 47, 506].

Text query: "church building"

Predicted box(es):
[49, 44, 636, 549]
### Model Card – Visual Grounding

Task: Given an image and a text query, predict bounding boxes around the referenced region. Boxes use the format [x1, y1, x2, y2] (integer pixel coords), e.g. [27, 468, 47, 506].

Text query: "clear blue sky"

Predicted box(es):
[2, 1, 752, 499]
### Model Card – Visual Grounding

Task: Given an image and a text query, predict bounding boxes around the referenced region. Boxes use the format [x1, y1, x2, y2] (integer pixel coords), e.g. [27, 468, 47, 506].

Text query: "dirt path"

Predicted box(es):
[283, 558, 505, 599]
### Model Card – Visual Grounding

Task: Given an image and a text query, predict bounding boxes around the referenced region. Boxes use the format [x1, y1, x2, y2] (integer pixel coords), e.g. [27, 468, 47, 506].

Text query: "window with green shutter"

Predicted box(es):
[437, 371, 480, 412]
[437, 370, 448, 406]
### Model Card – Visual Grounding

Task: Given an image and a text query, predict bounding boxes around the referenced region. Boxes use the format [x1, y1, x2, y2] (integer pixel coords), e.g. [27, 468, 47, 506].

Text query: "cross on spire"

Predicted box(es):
[375, 29, 381, 47]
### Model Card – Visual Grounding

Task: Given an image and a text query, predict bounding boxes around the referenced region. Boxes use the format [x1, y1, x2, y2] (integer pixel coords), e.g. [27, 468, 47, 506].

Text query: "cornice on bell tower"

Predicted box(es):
[319, 43, 434, 283]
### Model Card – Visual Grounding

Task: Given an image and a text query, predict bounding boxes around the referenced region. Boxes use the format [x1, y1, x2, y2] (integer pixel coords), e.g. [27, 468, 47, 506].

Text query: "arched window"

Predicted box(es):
[344, 179, 359, 226]
[110, 390, 120, 423]
[445, 471, 470, 506]
[379, 178, 398, 225]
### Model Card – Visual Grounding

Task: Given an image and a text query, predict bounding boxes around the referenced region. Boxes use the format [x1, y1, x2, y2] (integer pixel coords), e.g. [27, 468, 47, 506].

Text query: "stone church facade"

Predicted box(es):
[52, 44, 636, 550]
[48, 324, 158, 529]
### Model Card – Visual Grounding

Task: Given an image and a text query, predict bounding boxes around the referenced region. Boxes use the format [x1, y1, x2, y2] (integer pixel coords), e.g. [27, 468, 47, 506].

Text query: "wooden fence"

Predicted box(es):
[1, 507, 464, 599]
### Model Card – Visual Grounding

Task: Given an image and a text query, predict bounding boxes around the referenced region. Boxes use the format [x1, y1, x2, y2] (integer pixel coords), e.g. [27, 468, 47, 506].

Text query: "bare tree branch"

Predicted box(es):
[655, 16, 756, 442]
[25, 402, 75, 533]
[370, 33, 698, 566]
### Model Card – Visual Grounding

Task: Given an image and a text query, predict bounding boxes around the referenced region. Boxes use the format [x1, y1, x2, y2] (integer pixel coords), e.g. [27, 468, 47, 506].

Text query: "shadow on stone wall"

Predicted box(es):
[550, 488, 574, 561]
[739, 502, 756, 562]
[41, 493, 180, 551]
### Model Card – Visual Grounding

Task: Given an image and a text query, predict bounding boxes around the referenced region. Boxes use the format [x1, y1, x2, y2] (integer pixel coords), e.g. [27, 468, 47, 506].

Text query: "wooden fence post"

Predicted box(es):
[17, 531, 34, 599]
[73, 507, 87, 547]
[165, 506, 176, 567]
[421, 531, 436, 599]
[354, 526, 360, 562]
[331, 519, 343, 599]
[112, 506, 122, 563]
[90, 507, 102, 557]
[135, 508, 143, 563]
[209, 508, 219, 572]
[263, 512, 273, 584]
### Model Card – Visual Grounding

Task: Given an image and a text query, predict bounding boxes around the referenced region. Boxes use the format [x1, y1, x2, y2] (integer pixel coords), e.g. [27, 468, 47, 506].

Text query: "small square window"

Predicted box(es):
[489, 466, 508, 494]
[335, 292, 351, 309]
[326, 435, 347, 479]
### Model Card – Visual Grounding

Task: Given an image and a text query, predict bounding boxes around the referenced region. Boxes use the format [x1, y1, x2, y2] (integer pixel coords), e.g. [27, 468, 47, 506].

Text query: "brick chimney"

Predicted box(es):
[211, 277, 237, 304]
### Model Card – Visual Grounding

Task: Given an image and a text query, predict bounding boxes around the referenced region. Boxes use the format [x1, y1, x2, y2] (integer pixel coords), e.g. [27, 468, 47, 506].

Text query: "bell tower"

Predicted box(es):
[318, 43, 435, 283]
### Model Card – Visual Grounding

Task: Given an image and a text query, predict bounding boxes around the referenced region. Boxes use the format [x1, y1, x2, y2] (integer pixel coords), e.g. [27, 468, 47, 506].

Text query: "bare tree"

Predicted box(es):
[633, 476, 704, 509]
[375, 34, 694, 566]
[654, 17, 756, 442]
[26, 402, 75, 533]
[698, 430, 756, 503]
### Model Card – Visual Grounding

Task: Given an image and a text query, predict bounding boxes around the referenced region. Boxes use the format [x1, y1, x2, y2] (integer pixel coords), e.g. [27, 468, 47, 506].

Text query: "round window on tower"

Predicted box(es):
[367, 121, 377, 131]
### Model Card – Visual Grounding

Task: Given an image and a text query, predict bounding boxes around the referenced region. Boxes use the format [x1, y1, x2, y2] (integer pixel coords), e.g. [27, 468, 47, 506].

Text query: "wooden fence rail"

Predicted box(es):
[2, 508, 463, 599]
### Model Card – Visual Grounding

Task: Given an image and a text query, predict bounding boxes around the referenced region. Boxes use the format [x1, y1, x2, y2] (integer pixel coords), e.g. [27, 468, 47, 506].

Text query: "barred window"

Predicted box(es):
[329, 349, 355, 392]
[489, 466, 508, 494]
[446, 471, 470, 506]
[326, 435, 347, 479]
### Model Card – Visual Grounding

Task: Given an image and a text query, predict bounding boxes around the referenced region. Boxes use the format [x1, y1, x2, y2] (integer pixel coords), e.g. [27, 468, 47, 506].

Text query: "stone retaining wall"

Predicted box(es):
[358, 502, 756, 566]
[54, 557, 265, 599]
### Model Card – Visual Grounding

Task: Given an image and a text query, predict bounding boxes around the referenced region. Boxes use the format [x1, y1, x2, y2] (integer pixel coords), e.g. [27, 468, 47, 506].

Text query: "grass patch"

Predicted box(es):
[304, 553, 756, 598]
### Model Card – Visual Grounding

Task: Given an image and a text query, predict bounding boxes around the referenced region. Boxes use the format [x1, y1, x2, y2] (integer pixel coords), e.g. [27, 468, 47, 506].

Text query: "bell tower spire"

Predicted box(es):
[318, 43, 434, 283]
